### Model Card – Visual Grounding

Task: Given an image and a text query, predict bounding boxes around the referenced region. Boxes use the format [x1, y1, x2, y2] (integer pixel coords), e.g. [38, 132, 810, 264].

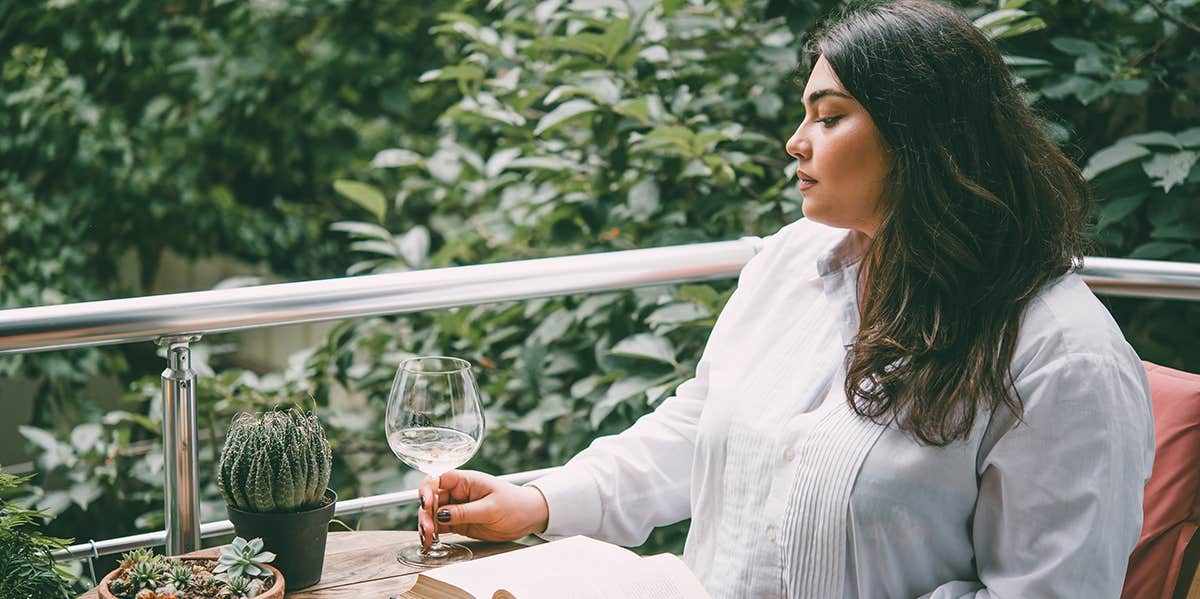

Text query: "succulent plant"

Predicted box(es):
[165, 564, 194, 589]
[214, 536, 276, 581]
[126, 560, 166, 591]
[119, 547, 159, 570]
[219, 575, 264, 599]
[217, 409, 331, 513]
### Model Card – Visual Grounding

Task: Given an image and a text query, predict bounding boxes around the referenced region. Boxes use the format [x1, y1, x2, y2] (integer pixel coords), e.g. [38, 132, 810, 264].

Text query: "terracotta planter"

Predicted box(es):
[95, 557, 284, 599]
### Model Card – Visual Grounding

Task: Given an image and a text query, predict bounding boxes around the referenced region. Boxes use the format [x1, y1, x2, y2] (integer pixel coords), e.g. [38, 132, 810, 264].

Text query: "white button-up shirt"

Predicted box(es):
[531, 218, 1154, 598]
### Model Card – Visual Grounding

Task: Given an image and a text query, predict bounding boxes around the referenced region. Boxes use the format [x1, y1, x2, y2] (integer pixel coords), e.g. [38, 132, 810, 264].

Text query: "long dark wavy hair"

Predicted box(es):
[806, 0, 1093, 445]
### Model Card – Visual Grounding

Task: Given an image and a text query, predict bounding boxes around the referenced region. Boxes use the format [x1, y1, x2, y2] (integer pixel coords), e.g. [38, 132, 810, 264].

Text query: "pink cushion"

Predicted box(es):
[1122, 362, 1200, 599]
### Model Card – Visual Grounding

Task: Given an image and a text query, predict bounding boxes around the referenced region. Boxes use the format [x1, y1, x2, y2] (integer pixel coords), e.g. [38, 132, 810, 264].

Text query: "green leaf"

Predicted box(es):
[1129, 241, 1192, 259]
[333, 180, 387, 223]
[68, 480, 102, 511]
[1142, 151, 1198, 193]
[1050, 37, 1101, 57]
[1107, 79, 1149, 95]
[599, 18, 631, 62]
[1122, 131, 1183, 149]
[1041, 75, 1099, 103]
[625, 179, 660, 222]
[974, 9, 1030, 32]
[615, 97, 651, 124]
[590, 375, 658, 427]
[1082, 143, 1150, 180]
[1095, 193, 1147, 229]
[610, 333, 676, 365]
[534, 99, 598, 136]
[1178, 127, 1200, 148]
[370, 148, 424, 168]
[18, 426, 60, 455]
[992, 17, 1045, 39]
[506, 156, 586, 171]
[531, 36, 608, 59]
[1074, 55, 1106, 75]
[647, 302, 709, 327]
[70, 423, 102, 454]
[1151, 220, 1200, 241]
[418, 64, 486, 83]
[1002, 55, 1052, 67]
[531, 309, 575, 343]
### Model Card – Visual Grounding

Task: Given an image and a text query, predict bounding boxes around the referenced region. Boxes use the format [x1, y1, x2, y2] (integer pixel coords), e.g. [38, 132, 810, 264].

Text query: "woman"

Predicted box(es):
[417, 1, 1155, 596]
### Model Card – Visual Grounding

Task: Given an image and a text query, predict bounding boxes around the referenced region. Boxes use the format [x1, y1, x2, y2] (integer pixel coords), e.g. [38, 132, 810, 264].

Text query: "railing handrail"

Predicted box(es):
[0, 239, 764, 355]
[4, 248, 1200, 358]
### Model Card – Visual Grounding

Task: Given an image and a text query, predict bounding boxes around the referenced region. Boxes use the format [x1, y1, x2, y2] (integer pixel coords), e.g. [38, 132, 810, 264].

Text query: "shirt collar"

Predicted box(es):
[816, 227, 871, 277]
[816, 228, 871, 349]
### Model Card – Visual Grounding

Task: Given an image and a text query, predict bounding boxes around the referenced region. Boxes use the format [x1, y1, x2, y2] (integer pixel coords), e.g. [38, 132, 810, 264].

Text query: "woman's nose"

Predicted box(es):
[785, 125, 810, 160]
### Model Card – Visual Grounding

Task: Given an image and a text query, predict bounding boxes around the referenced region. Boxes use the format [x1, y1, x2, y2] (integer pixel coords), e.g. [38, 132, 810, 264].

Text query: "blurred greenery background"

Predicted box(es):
[1, 0, 1198, 590]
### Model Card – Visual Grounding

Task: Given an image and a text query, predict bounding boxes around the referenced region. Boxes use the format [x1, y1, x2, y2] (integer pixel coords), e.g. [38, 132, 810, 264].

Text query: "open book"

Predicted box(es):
[399, 535, 711, 599]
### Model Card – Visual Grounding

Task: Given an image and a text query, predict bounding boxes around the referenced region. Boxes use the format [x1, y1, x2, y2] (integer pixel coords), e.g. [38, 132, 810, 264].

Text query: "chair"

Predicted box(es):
[1121, 362, 1200, 599]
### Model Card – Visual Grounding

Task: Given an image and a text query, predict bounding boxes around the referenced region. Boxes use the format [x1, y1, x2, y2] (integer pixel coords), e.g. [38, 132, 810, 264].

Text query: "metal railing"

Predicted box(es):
[0, 239, 1196, 563]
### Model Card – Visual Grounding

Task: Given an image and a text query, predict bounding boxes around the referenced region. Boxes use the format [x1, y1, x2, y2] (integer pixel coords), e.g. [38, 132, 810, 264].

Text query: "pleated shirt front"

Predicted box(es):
[531, 218, 1154, 598]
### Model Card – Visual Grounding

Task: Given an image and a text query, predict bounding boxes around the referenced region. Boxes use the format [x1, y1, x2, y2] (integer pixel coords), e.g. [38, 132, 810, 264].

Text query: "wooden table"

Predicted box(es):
[79, 531, 526, 598]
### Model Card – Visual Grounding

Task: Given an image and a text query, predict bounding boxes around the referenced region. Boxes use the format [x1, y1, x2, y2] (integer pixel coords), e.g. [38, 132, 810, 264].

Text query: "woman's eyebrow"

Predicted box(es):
[805, 89, 854, 109]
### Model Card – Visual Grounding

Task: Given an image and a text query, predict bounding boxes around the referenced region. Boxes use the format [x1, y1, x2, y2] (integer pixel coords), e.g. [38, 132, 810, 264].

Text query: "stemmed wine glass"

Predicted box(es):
[385, 356, 485, 567]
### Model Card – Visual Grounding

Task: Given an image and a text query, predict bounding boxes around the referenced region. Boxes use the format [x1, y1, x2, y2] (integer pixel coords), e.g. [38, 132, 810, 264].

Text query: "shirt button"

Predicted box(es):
[767, 526, 778, 542]
[783, 448, 796, 462]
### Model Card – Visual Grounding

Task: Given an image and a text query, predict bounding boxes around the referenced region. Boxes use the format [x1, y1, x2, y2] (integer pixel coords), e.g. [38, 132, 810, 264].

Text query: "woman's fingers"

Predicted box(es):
[436, 496, 496, 527]
[439, 469, 492, 503]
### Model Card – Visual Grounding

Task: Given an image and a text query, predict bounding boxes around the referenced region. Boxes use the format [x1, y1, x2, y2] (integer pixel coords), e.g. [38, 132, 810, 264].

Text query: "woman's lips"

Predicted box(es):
[796, 169, 818, 190]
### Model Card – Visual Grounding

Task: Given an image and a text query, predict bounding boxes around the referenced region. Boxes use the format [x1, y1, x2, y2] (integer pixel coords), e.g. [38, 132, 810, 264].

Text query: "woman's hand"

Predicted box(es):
[417, 469, 549, 548]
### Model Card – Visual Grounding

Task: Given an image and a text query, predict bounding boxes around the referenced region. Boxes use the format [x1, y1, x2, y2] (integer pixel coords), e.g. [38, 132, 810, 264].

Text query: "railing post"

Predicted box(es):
[158, 334, 202, 555]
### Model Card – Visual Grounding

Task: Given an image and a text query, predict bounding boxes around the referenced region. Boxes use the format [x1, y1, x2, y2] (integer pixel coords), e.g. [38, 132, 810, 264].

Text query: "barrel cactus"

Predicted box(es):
[217, 410, 332, 513]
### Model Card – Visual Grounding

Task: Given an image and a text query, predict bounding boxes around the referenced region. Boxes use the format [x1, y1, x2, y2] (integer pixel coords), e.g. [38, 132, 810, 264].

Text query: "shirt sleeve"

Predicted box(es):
[919, 351, 1154, 598]
[527, 230, 785, 547]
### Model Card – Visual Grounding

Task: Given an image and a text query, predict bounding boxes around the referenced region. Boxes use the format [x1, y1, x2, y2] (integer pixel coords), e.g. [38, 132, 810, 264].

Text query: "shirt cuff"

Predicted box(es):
[525, 466, 603, 541]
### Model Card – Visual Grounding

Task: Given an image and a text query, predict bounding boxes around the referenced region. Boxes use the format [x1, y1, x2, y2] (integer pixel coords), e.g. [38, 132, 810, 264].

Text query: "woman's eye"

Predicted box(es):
[818, 116, 843, 128]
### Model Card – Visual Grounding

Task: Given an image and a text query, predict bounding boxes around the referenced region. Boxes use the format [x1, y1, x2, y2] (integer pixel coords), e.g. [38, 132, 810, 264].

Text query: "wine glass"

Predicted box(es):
[385, 356, 485, 567]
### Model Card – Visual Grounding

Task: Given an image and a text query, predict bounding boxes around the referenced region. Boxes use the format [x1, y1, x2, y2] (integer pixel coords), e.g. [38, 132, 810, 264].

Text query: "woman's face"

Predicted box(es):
[785, 55, 892, 238]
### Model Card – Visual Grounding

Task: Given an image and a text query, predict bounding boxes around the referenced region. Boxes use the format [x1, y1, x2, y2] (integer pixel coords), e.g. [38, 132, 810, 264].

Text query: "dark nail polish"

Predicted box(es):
[419, 494, 425, 509]
[437, 509, 450, 523]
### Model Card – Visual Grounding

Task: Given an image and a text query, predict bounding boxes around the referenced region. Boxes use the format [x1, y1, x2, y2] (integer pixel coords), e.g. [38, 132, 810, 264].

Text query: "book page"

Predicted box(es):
[417, 536, 710, 599]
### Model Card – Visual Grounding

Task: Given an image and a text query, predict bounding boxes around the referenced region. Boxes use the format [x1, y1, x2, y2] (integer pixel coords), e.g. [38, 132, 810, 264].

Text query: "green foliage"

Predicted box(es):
[0, 0, 459, 427]
[217, 410, 332, 513]
[0, 471, 72, 599]
[9, 0, 1200, 574]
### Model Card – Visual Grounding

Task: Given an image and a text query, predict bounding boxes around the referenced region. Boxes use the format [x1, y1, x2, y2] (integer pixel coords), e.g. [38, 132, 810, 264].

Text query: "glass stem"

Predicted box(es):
[427, 474, 444, 551]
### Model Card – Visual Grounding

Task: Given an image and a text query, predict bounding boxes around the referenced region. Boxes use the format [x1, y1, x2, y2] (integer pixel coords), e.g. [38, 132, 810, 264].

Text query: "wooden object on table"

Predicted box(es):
[77, 531, 526, 599]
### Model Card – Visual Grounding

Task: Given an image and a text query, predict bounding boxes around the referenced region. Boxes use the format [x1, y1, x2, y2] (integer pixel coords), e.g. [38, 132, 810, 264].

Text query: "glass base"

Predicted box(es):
[396, 541, 473, 568]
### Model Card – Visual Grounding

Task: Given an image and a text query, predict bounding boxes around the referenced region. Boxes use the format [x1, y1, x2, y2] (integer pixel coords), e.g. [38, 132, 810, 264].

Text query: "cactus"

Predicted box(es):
[217, 409, 331, 513]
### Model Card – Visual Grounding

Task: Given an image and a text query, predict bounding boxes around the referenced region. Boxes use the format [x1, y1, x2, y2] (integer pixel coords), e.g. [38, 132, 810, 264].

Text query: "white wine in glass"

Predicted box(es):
[385, 356, 484, 567]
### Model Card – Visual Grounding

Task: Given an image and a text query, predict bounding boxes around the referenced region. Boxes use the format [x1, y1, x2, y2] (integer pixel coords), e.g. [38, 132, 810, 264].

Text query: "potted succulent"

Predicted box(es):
[217, 409, 335, 591]
[98, 539, 282, 599]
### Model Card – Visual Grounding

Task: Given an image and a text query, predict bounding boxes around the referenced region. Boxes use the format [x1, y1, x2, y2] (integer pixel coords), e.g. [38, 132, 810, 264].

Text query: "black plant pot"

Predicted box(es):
[226, 488, 337, 591]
